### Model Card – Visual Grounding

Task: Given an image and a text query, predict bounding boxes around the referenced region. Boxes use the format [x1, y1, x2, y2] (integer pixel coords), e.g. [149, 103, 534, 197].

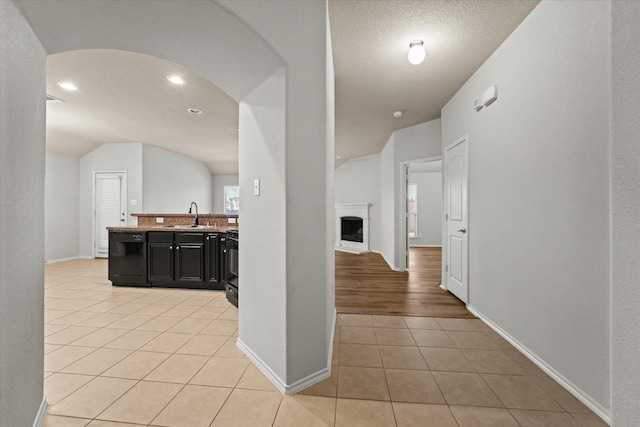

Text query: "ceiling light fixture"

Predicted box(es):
[393, 110, 403, 118]
[167, 74, 185, 85]
[407, 40, 425, 65]
[57, 81, 79, 91]
[188, 108, 202, 115]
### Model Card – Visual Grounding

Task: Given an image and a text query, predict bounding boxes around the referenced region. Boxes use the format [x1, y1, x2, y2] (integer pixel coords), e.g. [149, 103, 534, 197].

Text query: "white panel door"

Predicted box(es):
[444, 137, 468, 303]
[94, 172, 127, 258]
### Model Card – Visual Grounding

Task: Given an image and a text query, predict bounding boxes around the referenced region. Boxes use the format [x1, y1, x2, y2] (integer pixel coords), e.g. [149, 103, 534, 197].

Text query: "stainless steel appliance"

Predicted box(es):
[224, 229, 238, 306]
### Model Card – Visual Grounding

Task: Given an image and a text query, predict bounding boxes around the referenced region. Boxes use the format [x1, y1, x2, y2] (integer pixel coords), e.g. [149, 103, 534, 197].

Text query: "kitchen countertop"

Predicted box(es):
[107, 225, 238, 232]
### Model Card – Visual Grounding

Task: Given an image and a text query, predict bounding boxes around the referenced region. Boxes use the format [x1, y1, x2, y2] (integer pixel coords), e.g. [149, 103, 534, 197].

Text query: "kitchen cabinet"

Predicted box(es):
[175, 233, 205, 284]
[205, 233, 225, 290]
[148, 232, 174, 283]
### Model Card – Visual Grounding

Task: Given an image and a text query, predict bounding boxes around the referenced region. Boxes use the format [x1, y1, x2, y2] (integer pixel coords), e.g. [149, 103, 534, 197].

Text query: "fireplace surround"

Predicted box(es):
[335, 203, 371, 254]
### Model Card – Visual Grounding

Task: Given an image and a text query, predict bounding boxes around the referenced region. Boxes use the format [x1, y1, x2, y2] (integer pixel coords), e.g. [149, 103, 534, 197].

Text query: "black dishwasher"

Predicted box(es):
[108, 231, 149, 287]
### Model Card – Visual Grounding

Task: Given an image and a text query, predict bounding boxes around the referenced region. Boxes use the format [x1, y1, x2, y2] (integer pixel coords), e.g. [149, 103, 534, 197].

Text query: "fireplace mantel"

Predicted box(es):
[335, 203, 371, 254]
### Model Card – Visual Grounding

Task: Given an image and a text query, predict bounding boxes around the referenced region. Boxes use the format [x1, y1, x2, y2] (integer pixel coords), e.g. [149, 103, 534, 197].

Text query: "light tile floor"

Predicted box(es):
[42, 259, 607, 427]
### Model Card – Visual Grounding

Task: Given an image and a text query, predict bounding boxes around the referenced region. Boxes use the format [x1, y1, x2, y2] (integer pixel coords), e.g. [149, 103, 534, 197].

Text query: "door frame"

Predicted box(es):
[398, 155, 442, 271]
[92, 170, 128, 258]
[441, 135, 469, 303]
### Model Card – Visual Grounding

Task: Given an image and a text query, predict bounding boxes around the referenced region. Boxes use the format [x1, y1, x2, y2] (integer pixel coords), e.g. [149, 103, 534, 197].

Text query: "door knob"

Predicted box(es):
[458, 228, 467, 233]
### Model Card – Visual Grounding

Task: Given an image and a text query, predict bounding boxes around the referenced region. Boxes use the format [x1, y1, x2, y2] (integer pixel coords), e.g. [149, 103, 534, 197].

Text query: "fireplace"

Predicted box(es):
[335, 203, 371, 254]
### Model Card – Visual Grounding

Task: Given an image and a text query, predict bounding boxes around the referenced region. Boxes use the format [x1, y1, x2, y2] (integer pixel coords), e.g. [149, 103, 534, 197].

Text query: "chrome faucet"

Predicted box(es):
[188, 202, 199, 226]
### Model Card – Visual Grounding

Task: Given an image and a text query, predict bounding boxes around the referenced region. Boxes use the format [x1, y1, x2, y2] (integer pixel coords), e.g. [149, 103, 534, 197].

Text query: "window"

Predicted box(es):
[224, 186, 239, 215]
[408, 183, 418, 238]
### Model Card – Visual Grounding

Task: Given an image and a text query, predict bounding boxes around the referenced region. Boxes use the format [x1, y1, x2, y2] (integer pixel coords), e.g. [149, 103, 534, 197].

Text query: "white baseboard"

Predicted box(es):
[235, 308, 336, 395]
[371, 250, 403, 271]
[44, 256, 79, 264]
[32, 399, 48, 427]
[467, 305, 611, 425]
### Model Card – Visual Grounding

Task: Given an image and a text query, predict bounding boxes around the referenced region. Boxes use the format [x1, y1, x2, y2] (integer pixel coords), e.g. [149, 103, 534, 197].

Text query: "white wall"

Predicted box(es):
[441, 0, 610, 416]
[0, 2, 46, 425]
[334, 153, 381, 251]
[45, 151, 79, 262]
[611, 1, 640, 426]
[78, 143, 143, 257]
[408, 171, 442, 247]
[379, 134, 396, 267]
[212, 174, 239, 214]
[142, 144, 213, 214]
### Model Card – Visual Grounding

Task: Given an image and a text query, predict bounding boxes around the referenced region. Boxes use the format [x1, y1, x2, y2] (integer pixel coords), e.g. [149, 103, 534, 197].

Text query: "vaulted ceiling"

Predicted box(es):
[45, 0, 540, 173]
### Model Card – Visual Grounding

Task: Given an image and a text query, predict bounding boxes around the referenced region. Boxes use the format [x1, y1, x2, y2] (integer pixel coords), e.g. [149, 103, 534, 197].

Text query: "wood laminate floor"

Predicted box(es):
[336, 247, 474, 318]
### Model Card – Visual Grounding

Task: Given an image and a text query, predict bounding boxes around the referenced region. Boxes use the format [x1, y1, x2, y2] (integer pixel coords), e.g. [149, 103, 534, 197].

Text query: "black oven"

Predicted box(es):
[224, 229, 238, 306]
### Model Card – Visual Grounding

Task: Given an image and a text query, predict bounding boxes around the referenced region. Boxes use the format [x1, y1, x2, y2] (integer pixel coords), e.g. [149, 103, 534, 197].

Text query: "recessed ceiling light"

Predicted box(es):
[167, 74, 185, 85]
[57, 81, 78, 91]
[408, 40, 426, 65]
[393, 110, 403, 118]
[188, 108, 202, 115]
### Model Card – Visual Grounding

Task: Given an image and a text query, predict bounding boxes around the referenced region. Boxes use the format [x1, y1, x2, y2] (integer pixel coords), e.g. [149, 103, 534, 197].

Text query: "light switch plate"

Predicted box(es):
[254, 179, 260, 196]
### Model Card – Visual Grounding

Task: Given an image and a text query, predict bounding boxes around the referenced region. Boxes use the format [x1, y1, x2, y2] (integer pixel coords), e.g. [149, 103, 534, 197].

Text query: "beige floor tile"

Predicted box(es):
[152, 384, 232, 427]
[50, 377, 137, 419]
[46, 326, 100, 345]
[217, 307, 238, 321]
[47, 299, 99, 311]
[43, 415, 91, 427]
[189, 306, 227, 319]
[336, 366, 389, 401]
[87, 420, 146, 426]
[45, 343, 63, 355]
[236, 363, 280, 392]
[450, 406, 520, 427]
[145, 353, 209, 383]
[167, 317, 213, 334]
[335, 398, 395, 427]
[176, 334, 228, 356]
[447, 331, 513, 350]
[385, 369, 445, 404]
[299, 369, 338, 397]
[273, 395, 336, 427]
[134, 303, 173, 316]
[403, 316, 442, 330]
[420, 347, 475, 372]
[207, 297, 234, 308]
[340, 326, 377, 344]
[332, 342, 340, 364]
[379, 346, 427, 370]
[482, 374, 564, 411]
[371, 315, 407, 329]
[510, 409, 582, 426]
[375, 328, 417, 346]
[139, 332, 193, 353]
[104, 329, 161, 350]
[107, 302, 149, 315]
[181, 294, 217, 307]
[45, 310, 76, 322]
[48, 311, 100, 326]
[531, 376, 592, 413]
[338, 343, 382, 367]
[504, 350, 548, 377]
[570, 412, 610, 427]
[61, 348, 132, 375]
[190, 356, 250, 387]
[102, 351, 170, 380]
[461, 349, 525, 374]
[340, 314, 373, 327]
[97, 380, 182, 424]
[69, 328, 128, 348]
[410, 330, 456, 348]
[214, 336, 246, 358]
[392, 402, 458, 427]
[137, 315, 182, 332]
[45, 346, 97, 372]
[432, 371, 503, 407]
[106, 314, 155, 330]
[45, 324, 70, 337]
[44, 373, 95, 405]
[200, 319, 238, 336]
[211, 388, 282, 427]
[435, 317, 491, 332]
[162, 304, 200, 317]
[81, 301, 126, 314]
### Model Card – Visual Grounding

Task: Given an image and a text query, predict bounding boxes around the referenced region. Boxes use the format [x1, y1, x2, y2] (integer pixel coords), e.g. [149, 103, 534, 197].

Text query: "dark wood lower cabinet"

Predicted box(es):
[205, 233, 225, 290]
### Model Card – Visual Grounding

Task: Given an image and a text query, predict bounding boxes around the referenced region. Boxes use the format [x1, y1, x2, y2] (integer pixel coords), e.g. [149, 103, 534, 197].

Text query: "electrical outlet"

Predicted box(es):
[228, 218, 236, 224]
[156, 217, 164, 223]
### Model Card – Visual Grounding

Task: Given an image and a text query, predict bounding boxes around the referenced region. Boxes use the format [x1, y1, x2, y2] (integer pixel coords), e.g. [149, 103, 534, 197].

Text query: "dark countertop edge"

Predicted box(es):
[131, 213, 238, 218]
[107, 226, 239, 232]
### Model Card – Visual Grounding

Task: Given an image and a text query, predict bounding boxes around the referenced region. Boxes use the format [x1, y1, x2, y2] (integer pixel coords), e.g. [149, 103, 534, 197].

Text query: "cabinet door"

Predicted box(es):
[205, 234, 224, 289]
[175, 233, 205, 283]
[148, 242, 174, 282]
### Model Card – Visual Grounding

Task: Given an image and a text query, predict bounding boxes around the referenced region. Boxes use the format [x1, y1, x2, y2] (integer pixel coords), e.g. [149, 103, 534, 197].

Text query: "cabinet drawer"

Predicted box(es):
[175, 232, 204, 244]
[148, 231, 174, 243]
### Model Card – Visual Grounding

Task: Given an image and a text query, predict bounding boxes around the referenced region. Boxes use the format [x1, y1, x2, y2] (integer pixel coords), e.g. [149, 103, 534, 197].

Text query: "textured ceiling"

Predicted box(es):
[45, 1, 540, 173]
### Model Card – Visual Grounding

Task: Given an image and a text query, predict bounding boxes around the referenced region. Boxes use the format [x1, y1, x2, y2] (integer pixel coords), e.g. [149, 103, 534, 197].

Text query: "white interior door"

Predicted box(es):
[94, 172, 127, 258]
[444, 137, 468, 303]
